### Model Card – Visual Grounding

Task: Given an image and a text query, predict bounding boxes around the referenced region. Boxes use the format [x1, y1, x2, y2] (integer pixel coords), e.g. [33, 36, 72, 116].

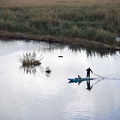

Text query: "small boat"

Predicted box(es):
[68, 78, 96, 83]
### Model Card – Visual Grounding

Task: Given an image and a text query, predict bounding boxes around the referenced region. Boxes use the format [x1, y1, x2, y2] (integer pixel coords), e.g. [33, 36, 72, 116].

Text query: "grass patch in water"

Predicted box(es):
[19, 52, 43, 66]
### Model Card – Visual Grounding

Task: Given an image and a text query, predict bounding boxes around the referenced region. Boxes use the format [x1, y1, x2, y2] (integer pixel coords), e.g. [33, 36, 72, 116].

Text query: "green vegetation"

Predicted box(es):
[0, 2, 120, 47]
[19, 52, 43, 66]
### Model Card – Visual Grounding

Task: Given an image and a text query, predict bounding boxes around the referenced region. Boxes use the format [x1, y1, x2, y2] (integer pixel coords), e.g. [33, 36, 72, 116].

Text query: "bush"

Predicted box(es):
[19, 52, 43, 66]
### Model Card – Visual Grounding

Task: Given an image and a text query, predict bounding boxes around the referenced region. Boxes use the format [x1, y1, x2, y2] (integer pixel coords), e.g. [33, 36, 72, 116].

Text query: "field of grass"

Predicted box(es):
[1, 0, 119, 7]
[0, 0, 120, 48]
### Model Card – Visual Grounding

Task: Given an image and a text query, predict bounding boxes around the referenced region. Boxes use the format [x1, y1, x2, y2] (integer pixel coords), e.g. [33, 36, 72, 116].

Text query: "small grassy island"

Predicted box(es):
[0, 0, 120, 50]
[19, 52, 43, 66]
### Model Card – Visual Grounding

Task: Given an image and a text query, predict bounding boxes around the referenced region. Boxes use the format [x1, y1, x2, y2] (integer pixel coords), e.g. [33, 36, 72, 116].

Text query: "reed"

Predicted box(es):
[1, 0, 119, 7]
[0, 0, 120, 47]
[19, 52, 43, 66]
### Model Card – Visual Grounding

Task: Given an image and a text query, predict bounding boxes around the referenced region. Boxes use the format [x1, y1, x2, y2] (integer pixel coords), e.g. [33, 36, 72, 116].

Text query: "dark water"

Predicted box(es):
[0, 40, 120, 120]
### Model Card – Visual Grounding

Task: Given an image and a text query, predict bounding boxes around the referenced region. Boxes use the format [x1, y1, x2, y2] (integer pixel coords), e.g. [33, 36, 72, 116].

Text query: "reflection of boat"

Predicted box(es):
[68, 78, 96, 83]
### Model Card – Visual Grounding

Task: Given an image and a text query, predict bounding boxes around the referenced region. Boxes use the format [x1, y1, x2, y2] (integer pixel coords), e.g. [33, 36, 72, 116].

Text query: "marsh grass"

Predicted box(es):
[19, 52, 43, 66]
[0, 0, 120, 46]
[1, 0, 119, 7]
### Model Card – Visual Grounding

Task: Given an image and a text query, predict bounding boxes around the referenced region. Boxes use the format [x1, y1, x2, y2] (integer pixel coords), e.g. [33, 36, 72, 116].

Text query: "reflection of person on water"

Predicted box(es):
[86, 80, 93, 91]
[86, 67, 93, 78]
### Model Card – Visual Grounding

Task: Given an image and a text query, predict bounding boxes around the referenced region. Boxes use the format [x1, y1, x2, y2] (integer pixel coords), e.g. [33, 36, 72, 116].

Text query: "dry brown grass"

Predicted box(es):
[0, 0, 120, 49]
[0, 0, 120, 7]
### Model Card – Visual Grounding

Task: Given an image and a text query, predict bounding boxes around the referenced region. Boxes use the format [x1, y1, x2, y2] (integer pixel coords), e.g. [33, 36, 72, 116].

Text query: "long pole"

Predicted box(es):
[92, 73, 104, 79]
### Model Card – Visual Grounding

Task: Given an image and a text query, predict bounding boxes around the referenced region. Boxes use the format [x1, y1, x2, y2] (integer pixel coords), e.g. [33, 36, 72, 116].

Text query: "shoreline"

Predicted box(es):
[0, 31, 120, 51]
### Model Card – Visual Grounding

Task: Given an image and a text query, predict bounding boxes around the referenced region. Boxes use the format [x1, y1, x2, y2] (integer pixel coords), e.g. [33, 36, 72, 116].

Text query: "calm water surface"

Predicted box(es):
[0, 40, 120, 120]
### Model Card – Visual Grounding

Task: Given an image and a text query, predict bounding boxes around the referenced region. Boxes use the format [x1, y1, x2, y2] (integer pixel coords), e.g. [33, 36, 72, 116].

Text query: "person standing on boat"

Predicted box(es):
[86, 67, 93, 78]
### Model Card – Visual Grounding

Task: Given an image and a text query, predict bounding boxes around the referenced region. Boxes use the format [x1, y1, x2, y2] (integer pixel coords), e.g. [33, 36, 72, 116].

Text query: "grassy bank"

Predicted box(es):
[0, 0, 120, 49]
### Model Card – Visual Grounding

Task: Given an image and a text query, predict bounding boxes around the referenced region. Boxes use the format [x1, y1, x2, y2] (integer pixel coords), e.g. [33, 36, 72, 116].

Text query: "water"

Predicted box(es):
[0, 40, 120, 120]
